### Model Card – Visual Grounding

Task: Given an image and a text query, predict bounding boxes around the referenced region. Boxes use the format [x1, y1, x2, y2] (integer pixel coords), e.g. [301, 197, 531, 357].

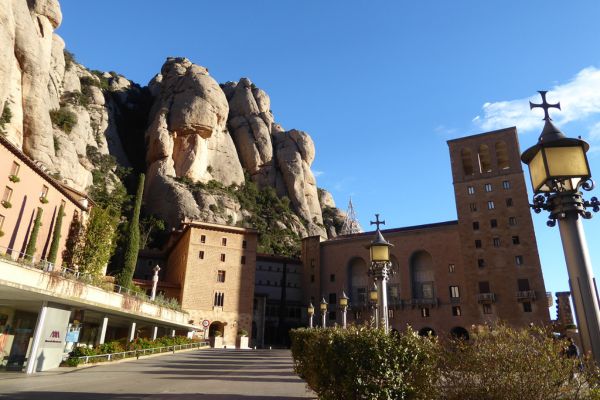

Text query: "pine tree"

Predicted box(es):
[47, 204, 65, 265]
[118, 173, 144, 288]
[24, 207, 43, 261]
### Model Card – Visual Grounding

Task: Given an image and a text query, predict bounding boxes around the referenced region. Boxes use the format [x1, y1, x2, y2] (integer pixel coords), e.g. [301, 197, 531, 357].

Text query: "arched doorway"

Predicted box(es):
[347, 257, 369, 309]
[208, 321, 224, 338]
[410, 251, 435, 300]
[450, 326, 469, 340]
[418, 327, 436, 337]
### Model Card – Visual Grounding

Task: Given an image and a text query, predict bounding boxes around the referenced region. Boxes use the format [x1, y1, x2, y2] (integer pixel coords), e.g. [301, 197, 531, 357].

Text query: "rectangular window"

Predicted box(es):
[199, 251, 205, 259]
[217, 270, 226, 282]
[517, 278, 530, 291]
[221, 237, 227, 246]
[493, 237, 500, 247]
[487, 201, 495, 210]
[214, 292, 224, 307]
[2, 187, 12, 202]
[241, 255, 246, 264]
[449, 286, 460, 298]
[515, 255, 524, 266]
[490, 219, 498, 228]
[475, 240, 482, 249]
[484, 183, 492, 192]
[469, 203, 477, 212]
[329, 293, 337, 304]
[357, 287, 366, 305]
[502, 180, 511, 189]
[477, 258, 485, 268]
[467, 186, 475, 195]
[328, 311, 336, 320]
[388, 285, 400, 304]
[200, 235, 206, 243]
[421, 308, 430, 317]
[506, 198, 513, 207]
[523, 302, 532, 312]
[310, 274, 315, 283]
[479, 281, 490, 293]
[220, 253, 226, 262]
[509, 216, 517, 226]
[242, 240, 247, 249]
[512, 236, 520, 245]
[472, 221, 479, 230]
[483, 303, 492, 314]
[448, 264, 455, 273]
[0, 214, 4, 230]
[41, 185, 49, 198]
[10, 162, 20, 177]
[330, 274, 335, 282]
[421, 282, 434, 299]
[388, 309, 394, 319]
[452, 306, 462, 316]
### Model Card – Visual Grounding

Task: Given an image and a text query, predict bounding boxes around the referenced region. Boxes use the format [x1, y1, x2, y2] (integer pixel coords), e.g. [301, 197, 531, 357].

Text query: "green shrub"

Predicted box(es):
[50, 107, 77, 133]
[8, 174, 19, 183]
[0, 103, 12, 135]
[238, 329, 248, 337]
[63, 49, 76, 70]
[1, 200, 11, 209]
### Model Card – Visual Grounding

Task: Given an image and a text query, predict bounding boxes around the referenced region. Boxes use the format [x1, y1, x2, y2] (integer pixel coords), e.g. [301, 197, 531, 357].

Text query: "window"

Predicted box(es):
[487, 201, 495, 210]
[241, 256, 246, 264]
[502, 180, 511, 189]
[483, 304, 492, 314]
[10, 162, 20, 177]
[461, 148, 475, 176]
[421, 282, 434, 299]
[2, 187, 13, 202]
[221, 237, 227, 246]
[496, 141, 510, 169]
[329, 293, 337, 304]
[472, 221, 479, 230]
[214, 292, 224, 307]
[421, 307, 430, 317]
[469, 203, 477, 212]
[330, 274, 335, 282]
[517, 279, 530, 291]
[475, 240, 482, 249]
[328, 311, 336, 321]
[452, 306, 462, 316]
[467, 186, 475, 195]
[310, 274, 315, 283]
[388, 309, 394, 319]
[199, 251, 204, 259]
[477, 258, 485, 268]
[217, 270, 226, 282]
[0, 214, 4, 230]
[509, 216, 517, 226]
[479, 281, 490, 293]
[357, 287, 366, 305]
[354, 311, 362, 319]
[512, 236, 520, 245]
[448, 264, 455, 273]
[388, 285, 400, 304]
[492, 237, 500, 247]
[506, 198, 513, 207]
[41, 185, 49, 198]
[242, 240, 247, 249]
[267, 280, 271, 285]
[484, 183, 492, 192]
[515, 255, 524, 266]
[478, 144, 492, 173]
[490, 219, 498, 228]
[523, 302, 532, 312]
[200, 235, 206, 243]
[449, 286, 460, 298]
[220, 253, 226, 262]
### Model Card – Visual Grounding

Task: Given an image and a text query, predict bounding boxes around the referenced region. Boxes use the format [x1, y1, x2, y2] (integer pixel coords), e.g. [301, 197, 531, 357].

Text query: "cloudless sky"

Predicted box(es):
[57, 1, 600, 314]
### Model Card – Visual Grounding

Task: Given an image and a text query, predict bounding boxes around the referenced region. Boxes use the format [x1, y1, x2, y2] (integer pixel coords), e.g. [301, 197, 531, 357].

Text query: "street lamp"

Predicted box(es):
[307, 303, 315, 328]
[521, 91, 600, 362]
[369, 282, 379, 328]
[320, 297, 328, 328]
[339, 291, 349, 329]
[366, 214, 394, 333]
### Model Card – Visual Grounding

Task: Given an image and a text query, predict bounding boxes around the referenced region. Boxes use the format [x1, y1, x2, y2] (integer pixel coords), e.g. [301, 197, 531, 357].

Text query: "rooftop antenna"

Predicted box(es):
[340, 197, 362, 235]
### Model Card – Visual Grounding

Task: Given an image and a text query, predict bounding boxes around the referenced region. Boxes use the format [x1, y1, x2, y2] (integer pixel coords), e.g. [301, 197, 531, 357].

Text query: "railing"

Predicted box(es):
[0, 244, 181, 311]
[516, 290, 536, 301]
[75, 341, 209, 364]
[477, 293, 496, 303]
[410, 298, 439, 307]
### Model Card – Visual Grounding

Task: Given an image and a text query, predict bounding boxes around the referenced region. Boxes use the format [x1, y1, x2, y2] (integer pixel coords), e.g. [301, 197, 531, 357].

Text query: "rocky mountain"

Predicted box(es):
[0, 0, 346, 253]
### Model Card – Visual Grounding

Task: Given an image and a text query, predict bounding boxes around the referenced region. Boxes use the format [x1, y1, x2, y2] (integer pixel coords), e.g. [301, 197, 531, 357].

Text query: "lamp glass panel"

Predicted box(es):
[369, 290, 378, 302]
[528, 150, 548, 191]
[371, 245, 390, 262]
[308, 306, 314, 315]
[320, 303, 327, 312]
[339, 297, 348, 307]
[545, 146, 589, 178]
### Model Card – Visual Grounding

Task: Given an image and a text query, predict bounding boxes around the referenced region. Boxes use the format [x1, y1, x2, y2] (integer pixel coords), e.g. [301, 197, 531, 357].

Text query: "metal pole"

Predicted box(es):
[342, 307, 347, 329]
[378, 274, 390, 334]
[309, 314, 313, 328]
[557, 212, 600, 361]
[321, 311, 326, 328]
[373, 305, 379, 329]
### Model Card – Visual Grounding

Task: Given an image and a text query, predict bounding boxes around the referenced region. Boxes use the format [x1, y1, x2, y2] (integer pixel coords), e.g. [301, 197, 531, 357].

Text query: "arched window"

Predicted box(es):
[495, 141, 510, 170]
[478, 144, 492, 173]
[450, 326, 470, 340]
[410, 251, 435, 299]
[388, 255, 401, 306]
[347, 257, 368, 307]
[460, 148, 474, 176]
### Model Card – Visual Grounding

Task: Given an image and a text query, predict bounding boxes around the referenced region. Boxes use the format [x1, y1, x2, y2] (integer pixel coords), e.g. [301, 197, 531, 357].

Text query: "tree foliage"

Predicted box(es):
[139, 214, 166, 249]
[25, 207, 43, 260]
[49, 107, 77, 133]
[47, 204, 65, 265]
[118, 173, 144, 288]
[73, 207, 119, 276]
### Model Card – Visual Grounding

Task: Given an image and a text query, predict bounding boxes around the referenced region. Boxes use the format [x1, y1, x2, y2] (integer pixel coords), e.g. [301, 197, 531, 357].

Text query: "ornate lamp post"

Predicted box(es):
[307, 303, 315, 328]
[339, 291, 349, 329]
[521, 91, 600, 362]
[320, 297, 328, 328]
[150, 265, 161, 301]
[366, 214, 394, 333]
[369, 283, 379, 328]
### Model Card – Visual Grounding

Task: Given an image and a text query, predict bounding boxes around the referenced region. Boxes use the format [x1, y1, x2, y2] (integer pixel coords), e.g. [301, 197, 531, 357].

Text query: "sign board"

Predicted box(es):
[65, 330, 80, 343]
[202, 320, 210, 328]
[35, 306, 71, 372]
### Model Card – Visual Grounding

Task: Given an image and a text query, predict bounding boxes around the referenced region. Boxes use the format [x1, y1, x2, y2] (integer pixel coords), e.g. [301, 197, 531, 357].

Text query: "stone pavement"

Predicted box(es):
[0, 349, 316, 399]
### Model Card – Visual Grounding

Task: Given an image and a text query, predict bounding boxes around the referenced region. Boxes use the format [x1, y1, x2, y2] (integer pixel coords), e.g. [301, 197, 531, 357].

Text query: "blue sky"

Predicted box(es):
[57, 1, 600, 309]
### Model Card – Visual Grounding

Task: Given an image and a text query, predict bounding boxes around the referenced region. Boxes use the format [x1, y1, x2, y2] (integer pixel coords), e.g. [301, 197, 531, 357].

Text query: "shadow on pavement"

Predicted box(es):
[0, 393, 313, 400]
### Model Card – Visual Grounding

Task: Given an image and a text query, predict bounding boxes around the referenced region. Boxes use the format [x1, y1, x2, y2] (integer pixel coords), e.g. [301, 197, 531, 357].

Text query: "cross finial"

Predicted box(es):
[370, 213, 385, 230]
[529, 90, 561, 121]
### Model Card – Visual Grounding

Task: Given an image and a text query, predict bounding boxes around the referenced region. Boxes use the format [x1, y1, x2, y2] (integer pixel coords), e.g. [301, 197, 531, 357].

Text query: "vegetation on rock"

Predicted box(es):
[0, 104, 12, 135]
[49, 107, 77, 133]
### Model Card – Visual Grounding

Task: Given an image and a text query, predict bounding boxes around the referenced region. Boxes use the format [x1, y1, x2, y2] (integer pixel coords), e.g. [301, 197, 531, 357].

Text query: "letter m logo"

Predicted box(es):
[50, 330, 60, 339]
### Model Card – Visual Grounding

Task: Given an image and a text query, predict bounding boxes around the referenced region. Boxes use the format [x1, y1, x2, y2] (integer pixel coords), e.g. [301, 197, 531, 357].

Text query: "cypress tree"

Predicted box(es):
[25, 207, 43, 260]
[118, 173, 144, 288]
[47, 204, 65, 265]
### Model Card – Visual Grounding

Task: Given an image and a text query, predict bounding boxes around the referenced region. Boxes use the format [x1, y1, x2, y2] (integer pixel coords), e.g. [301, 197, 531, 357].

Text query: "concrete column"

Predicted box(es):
[171, 329, 176, 337]
[97, 317, 109, 346]
[26, 301, 48, 374]
[152, 326, 158, 341]
[128, 322, 137, 342]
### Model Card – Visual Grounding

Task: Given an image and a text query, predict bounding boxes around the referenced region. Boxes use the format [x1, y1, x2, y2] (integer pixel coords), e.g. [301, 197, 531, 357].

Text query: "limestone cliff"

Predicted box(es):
[0, 0, 343, 249]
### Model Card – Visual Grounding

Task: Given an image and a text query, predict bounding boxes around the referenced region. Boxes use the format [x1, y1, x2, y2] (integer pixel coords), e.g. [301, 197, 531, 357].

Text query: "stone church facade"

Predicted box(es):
[301, 127, 550, 337]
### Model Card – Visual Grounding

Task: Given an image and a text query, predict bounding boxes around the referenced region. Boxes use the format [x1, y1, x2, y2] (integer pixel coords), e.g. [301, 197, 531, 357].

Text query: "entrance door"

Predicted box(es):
[6, 312, 37, 371]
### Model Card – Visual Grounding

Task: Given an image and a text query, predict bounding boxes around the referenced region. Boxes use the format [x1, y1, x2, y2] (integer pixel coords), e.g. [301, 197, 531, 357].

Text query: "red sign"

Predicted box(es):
[202, 320, 210, 328]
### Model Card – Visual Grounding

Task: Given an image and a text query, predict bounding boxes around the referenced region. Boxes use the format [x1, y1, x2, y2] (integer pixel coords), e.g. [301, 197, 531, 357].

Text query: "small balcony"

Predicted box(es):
[477, 292, 496, 303]
[517, 290, 536, 302]
[410, 298, 438, 308]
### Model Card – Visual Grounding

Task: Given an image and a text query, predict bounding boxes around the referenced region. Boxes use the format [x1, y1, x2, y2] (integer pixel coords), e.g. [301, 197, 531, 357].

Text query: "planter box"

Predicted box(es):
[210, 336, 223, 348]
[237, 336, 249, 349]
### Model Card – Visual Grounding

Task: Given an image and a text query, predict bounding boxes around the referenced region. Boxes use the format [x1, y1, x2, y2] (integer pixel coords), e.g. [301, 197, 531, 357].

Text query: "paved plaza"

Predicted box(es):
[0, 349, 315, 399]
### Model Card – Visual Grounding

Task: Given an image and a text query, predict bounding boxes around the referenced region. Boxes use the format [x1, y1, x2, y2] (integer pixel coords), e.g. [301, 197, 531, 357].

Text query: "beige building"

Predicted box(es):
[302, 127, 550, 338]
